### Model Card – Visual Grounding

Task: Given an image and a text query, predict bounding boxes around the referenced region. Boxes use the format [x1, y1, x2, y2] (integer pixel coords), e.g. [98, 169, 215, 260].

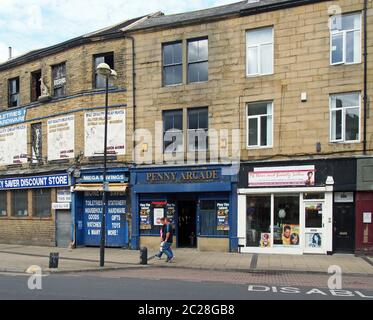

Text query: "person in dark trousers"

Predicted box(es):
[155, 218, 166, 260]
[162, 218, 175, 263]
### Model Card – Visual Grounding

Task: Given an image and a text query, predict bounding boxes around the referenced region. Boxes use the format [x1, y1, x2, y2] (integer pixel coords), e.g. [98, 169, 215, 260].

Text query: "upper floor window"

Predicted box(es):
[330, 12, 361, 65]
[163, 42, 183, 86]
[52, 63, 66, 98]
[188, 107, 208, 151]
[330, 92, 360, 143]
[247, 102, 273, 148]
[94, 53, 114, 89]
[8, 77, 20, 108]
[31, 70, 42, 102]
[163, 109, 183, 153]
[246, 27, 274, 76]
[187, 38, 208, 83]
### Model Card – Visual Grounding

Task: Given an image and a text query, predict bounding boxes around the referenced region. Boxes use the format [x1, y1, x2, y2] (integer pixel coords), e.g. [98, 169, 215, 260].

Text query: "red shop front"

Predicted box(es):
[356, 192, 373, 255]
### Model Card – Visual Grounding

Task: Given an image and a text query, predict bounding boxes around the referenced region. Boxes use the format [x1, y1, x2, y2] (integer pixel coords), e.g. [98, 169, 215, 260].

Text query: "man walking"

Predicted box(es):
[162, 218, 175, 263]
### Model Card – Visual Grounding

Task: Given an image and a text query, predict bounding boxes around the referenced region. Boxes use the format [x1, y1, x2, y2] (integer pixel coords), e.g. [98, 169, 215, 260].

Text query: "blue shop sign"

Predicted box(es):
[77, 172, 129, 184]
[0, 174, 70, 190]
[0, 108, 27, 128]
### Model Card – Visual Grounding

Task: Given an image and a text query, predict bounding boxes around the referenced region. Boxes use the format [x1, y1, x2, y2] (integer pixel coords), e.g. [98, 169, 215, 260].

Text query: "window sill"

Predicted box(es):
[246, 146, 273, 150]
[329, 140, 361, 145]
[330, 62, 362, 66]
[246, 73, 274, 78]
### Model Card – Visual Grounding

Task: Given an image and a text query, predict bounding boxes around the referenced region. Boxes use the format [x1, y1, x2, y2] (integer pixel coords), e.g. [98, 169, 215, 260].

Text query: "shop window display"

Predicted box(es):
[246, 196, 271, 247]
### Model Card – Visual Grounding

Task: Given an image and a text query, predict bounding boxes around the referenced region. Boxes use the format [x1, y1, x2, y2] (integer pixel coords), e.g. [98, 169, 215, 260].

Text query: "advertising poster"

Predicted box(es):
[306, 233, 322, 248]
[274, 224, 300, 246]
[140, 203, 151, 230]
[48, 115, 75, 160]
[0, 125, 28, 166]
[166, 203, 176, 224]
[260, 233, 271, 248]
[84, 110, 126, 157]
[217, 202, 230, 231]
[154, 208, 165, 226]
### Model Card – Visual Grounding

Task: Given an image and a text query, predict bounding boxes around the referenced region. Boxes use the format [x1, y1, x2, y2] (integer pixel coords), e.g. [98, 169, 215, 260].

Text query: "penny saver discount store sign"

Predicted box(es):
[0, 174, 70, 190]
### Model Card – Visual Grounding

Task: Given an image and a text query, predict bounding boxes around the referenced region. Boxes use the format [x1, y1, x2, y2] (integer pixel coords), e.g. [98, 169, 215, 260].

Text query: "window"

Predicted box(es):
[247, 102, 273, 148]
[94, 53, 114, 89]
[11, 190, 28, 217]
[33, 189, 51, 217]
[188, 107, 208, 152]
[188, 38, 208, 83]
[52, 63, 66, 97]
[31, 70, 41, 102]
[31, 123, 42, 164]
[330, 92, 360, 143]
[163, 42, 183, 86]
[200, 200, 229, 237]
[163, 109, 183, 153]
[247, 196, 271, 247]
[8, 77, 20, 108]
[0, 192, 7, 216]
[246, 27, 274, 76]
[330, 13, 361, 65]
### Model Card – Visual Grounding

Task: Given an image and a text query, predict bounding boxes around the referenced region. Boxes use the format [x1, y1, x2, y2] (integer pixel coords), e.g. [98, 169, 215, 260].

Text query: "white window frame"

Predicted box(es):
[246, 101, 274, 149]
[330, 13, 362, 66]
[246, 27, 274, 77]
[329, 92, 361, 144]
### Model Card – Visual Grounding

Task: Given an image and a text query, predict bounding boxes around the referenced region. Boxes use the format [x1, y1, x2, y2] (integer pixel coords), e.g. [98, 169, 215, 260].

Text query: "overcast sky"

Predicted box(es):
[0, 0, 238, 63]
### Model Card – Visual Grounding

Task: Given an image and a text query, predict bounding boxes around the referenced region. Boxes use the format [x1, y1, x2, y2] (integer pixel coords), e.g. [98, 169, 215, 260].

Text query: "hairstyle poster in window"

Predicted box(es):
[306, 233, 322, 248]
[281, 224, 300, 246]
[260, 233, 271, 248]
[217, 202, 230, 231]
[139, 203, 151, 230]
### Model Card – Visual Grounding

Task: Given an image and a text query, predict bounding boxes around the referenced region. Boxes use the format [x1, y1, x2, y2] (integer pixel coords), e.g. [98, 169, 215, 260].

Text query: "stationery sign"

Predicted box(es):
[0, 174, 70, 190]
[0, 108, 26, 127]
[249, 166, 316, 187]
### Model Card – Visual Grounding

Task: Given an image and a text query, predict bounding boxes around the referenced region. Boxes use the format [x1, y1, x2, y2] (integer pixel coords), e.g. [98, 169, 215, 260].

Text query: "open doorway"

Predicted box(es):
[178, 201, 197, 248]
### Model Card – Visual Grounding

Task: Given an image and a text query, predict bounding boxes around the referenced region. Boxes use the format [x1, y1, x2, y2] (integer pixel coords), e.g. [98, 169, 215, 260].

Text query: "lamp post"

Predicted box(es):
[96, 63, 117, 267]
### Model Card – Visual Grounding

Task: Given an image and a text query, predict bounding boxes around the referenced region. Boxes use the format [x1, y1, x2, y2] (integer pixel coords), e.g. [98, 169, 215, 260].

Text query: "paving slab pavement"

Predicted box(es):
[0, 244, 372, 276]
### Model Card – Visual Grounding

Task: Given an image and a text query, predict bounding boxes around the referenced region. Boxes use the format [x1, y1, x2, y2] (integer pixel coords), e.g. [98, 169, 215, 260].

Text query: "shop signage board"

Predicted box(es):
[52, 203, 71, 210]
[0, 124, 28, 166]
[0, 174, 70, 190]
[141, 169, 222, 184]
[84, 110, 126, 157]
[77, 172, 129, 184]
[47, 115, 75, 161]
[0, 108, 26, 127]
[83, 192, 128, 247]
[217, 202, 230, 231]
[249, 166, 316, 187]
[57, 189, 72, 203]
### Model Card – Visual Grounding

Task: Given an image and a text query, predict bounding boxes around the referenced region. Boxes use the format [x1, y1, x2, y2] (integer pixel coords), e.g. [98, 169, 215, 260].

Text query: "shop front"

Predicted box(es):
[131, 165, 238, 252]
[0, 172, 71, 247]
[73, 168, 130, 248]
[238, 159, 357, 255]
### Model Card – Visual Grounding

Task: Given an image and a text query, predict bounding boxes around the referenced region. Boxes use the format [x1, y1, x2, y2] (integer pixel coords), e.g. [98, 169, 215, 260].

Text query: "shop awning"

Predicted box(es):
[74, 184, 128, 192]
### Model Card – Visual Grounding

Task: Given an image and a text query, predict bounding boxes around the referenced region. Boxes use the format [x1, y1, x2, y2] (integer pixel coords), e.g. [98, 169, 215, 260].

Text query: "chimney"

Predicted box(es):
[8, 47, 12, 60]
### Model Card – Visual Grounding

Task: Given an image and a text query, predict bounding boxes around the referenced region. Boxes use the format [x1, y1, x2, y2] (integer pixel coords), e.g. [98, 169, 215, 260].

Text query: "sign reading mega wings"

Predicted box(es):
[249, 166, 316, 187]
[48, 116, 75, 160]
[0, 125, 28, 166]
[84, 110, 126, 157]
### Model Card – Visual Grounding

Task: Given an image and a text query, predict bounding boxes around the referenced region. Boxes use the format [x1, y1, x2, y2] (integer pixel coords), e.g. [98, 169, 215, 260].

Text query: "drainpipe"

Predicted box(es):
[363, 0, 368, 155]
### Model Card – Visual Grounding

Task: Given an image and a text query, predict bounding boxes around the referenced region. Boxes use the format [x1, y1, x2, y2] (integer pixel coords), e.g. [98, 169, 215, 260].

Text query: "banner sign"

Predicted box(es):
[141, 169, 222, 184]
[84, 110, 126, 157]
[0, 108, 26, 127]
[48, 115, 75, 161]
[249, 166, 316, 187]
[217, 202, 230, 231]
[77, 172, 129, 184]
[0, 124, 28, 166]
[0, 174, 70, 190]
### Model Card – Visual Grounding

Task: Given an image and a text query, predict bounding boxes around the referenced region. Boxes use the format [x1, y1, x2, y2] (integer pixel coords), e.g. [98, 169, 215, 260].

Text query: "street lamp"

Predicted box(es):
[96, 62, 117, 267]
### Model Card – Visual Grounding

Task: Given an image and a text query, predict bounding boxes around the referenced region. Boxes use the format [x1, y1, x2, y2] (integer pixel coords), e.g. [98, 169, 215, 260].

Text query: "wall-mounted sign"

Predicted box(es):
[0, 124, 28, 166]
[0, 108, 26, 127]
[0, 174, 70, 190]
[249, 166, 316, 187]
[217, 202, 230, 231]
[48, 115, 75, 161]
[143, 169, 221, 184]
[84, 110, 126, 157]
[77, 172, 129, 184]
[334, 192, 354, 203]
[52, 203, 71, 210]
[363, 212, 372, 224]
[57, 189, 72, 203]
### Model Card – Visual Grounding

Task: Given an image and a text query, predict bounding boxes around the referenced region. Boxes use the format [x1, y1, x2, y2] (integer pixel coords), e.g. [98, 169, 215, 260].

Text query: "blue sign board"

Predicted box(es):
[77, 173, 129, 184]
[0, 108, 27, 128]
[0, 174, 70, 190]
[83, 192, 128, 247]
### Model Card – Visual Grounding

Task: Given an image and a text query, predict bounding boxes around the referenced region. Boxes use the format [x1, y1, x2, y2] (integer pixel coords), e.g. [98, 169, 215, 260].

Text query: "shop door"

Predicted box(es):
[56, 211, 72, 248]
[334, 204, 355, 253]
[178, 201, 197, 248]
[83, 192, 128, 248]
[303, 201, 325, 254]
